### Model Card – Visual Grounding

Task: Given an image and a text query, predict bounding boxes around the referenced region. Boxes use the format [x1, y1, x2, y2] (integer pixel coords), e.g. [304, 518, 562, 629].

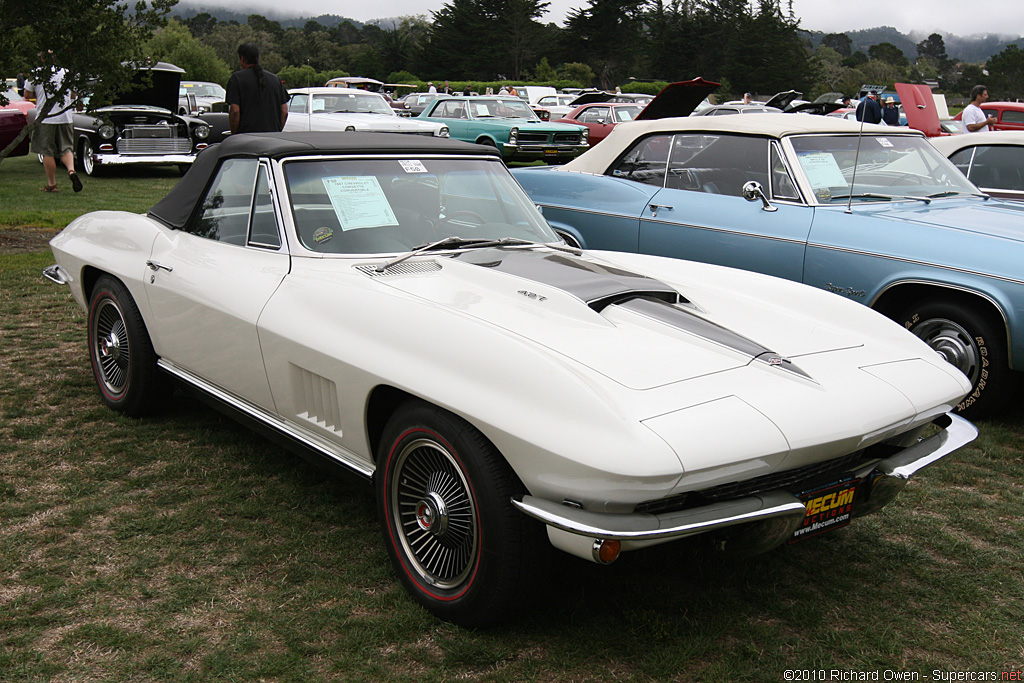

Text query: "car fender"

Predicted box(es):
[48, 212, 162, 321]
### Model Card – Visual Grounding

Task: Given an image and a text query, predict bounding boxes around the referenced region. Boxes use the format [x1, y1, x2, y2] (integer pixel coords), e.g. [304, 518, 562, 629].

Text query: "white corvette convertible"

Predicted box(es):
[44, 132, 976, 626]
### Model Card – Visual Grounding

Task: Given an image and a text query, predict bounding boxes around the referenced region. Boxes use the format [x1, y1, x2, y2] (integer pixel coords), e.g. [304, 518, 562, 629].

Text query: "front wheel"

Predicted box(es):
[78, 138, 98, 176]
[87, 276, 170, 416]
[898, 300, 1014, 417]
[376, 401, 544, 627]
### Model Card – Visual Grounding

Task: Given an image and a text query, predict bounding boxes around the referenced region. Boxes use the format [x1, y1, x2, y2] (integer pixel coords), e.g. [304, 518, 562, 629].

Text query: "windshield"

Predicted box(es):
[284, 157, 558, 254]
[614, 105, 643, 122]
[790, 134, 978, 203]
[469, 99, 538, 120]
[185, 83, 226, 99]
[311, 92, 394, 115]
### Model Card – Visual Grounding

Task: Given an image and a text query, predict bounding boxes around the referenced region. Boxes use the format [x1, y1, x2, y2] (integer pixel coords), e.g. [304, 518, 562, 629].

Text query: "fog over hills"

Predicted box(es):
[173, 2, 1022, 63]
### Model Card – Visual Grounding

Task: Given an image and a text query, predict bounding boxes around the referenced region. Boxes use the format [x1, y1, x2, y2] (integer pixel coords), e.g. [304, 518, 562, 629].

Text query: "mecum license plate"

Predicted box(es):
[789, 479, 860, 543]
[544, 148, 558, 155]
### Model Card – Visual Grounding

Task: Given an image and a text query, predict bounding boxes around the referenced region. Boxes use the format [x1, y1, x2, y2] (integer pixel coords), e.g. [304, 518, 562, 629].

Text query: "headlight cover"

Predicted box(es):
[98, 124, 115, 140]
[509, 127, 518, 145]
[439, 126, 450, 138]
[194, 124, 210, 139]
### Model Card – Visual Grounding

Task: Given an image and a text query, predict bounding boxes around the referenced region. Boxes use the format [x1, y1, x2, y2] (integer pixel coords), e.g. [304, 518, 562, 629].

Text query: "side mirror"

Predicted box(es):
[742, 181, 777, 212]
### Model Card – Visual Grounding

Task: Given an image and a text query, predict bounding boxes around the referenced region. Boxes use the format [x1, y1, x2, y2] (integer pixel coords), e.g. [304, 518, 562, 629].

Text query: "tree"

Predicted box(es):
[0, 0, 176, 163]
[842, 51, 868, 68]
[868, 42, 908, 67]
[147, 18, 231, 84]
[916, 33, 949, 64]
[534, 57, 557, 81]
[987, 44, 1024, 98]
[561, 0, 648, 89]
[821, 32, 852, 57]
[184, 12, 218, 39]
[558, 62, 595, 85]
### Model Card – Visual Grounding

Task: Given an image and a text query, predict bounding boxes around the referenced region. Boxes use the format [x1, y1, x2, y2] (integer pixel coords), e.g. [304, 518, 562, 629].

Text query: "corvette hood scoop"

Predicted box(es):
[370, 247, 858, 389]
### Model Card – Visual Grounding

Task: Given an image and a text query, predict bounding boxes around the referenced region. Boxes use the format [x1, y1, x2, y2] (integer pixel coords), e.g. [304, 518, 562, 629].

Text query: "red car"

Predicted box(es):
[0, 109, 30, 157]
[555, 102, 645, 145]
[953, 101, 1024, 132]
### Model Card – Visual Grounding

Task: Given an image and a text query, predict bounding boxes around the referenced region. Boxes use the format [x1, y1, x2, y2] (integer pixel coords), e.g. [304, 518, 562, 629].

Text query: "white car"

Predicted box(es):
[284, 87, 449, 137]
[44, 132, 975, 627]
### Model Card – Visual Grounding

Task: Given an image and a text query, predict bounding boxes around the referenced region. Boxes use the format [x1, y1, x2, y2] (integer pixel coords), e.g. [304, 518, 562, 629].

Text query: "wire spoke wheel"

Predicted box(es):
[390, 437, 478, 590]
[92, 298, 131, 396]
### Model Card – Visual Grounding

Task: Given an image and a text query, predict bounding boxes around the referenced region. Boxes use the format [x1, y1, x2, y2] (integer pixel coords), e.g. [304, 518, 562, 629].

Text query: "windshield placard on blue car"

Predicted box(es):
[799, 152, 847, 191]
[323, 176, 399, 231]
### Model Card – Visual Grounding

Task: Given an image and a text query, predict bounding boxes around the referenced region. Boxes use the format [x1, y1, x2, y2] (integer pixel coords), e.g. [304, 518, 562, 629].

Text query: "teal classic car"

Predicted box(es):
[418, 95, 589, 163]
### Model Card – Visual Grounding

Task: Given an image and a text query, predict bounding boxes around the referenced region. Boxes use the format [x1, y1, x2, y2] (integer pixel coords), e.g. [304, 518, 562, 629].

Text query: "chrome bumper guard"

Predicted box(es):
[42, 264, 70, 285]
[513, 413, 977, 543]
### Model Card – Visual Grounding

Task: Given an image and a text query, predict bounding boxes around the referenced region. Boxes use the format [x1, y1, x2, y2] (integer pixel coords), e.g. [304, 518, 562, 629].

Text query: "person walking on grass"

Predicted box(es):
[24, 51, 82, 193]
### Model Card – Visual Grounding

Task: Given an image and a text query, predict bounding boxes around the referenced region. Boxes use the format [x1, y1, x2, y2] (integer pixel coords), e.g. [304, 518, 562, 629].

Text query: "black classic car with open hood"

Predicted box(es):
[72, 62, 211, 176]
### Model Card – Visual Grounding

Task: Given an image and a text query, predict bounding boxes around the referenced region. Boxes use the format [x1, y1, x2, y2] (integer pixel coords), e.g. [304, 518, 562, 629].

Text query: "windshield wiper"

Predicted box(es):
[375, 236, 578, 273]
[927, 190, 989, 199]
[831, 192, 931, 204]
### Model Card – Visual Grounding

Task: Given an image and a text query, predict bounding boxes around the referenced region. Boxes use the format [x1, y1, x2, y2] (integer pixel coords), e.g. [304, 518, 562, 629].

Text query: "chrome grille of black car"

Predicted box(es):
[635, 450, 868, 515]
[116, 138, 193, 155]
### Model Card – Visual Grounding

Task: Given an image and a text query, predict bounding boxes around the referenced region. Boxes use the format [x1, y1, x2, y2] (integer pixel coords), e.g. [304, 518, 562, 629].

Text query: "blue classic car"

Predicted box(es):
[418, 95, 589, 163]
[512, 113, 1024, 416]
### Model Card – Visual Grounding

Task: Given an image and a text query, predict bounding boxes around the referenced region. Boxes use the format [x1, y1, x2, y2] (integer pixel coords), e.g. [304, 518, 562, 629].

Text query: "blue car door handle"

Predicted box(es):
[649, 203, 673, 217]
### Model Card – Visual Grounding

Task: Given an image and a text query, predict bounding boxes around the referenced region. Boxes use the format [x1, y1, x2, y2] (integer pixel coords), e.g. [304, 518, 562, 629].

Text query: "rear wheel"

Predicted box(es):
[898, 300, 1014, 417]
[87, 276, 170, 416]
[376, 401, 544, 627]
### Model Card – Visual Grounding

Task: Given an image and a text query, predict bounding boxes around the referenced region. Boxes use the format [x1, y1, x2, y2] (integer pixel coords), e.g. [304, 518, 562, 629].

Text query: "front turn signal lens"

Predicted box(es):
[593, 539, 621, 564]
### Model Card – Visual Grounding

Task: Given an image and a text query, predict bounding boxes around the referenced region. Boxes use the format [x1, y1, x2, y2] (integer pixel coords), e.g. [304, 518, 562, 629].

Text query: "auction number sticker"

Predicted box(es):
[399, 160, 428, 173]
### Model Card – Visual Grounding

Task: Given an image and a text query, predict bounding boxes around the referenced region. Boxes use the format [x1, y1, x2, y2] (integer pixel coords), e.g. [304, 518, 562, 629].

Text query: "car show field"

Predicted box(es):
[1, 123, 1023, 678]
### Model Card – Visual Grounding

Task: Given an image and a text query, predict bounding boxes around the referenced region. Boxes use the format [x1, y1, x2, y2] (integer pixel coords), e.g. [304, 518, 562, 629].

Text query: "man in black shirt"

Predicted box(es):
[226, 43, 289, 134]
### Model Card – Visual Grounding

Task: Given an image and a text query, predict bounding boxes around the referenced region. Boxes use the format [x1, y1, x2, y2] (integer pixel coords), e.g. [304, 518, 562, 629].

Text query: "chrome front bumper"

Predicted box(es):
[514, 413, 977, 546]
[92, 153, 197, 167]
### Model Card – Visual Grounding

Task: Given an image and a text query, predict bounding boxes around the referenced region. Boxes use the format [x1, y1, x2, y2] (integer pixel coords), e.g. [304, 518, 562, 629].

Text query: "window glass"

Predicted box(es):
[967, 145, 1024, 190]
[1002, 110, 1024, 124]
[284, 157, 556, 254]
[770, 142, 800, 201]
[947, 147, 975, 178]
[614, 106, 642, 122]
[288, 94, 307, 114]
[579, 107, 610, 124]
[790, 134, 977, 203]
[608, 134, 672, 187]
[249, 165, 281, 248]
[190, 158, 257, 245]
[664, 134, 768, 197]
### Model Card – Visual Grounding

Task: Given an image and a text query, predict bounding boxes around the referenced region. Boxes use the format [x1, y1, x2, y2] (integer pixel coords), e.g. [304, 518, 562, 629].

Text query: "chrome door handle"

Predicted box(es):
[649, 203, 674, 217]
[146, 260, 173, 273]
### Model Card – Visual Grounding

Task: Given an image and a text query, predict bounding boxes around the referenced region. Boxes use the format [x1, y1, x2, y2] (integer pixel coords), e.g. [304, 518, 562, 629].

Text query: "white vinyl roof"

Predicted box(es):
[564, 112, 924, 173]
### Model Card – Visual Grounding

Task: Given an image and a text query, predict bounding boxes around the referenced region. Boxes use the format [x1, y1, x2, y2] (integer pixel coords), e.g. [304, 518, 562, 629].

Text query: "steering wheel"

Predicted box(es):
[430, 211, 486, 239]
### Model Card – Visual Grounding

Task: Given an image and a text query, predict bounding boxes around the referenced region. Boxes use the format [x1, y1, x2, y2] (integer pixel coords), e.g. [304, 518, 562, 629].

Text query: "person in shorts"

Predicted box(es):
[24, 53, 82, 192]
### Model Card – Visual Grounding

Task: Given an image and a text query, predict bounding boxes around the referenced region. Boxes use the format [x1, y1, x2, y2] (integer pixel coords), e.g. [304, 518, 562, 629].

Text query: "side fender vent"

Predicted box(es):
[290, 364, 342, 433]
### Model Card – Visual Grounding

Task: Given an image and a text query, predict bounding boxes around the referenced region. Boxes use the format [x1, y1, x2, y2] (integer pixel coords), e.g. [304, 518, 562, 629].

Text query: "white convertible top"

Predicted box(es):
[563, 113, 923, 173]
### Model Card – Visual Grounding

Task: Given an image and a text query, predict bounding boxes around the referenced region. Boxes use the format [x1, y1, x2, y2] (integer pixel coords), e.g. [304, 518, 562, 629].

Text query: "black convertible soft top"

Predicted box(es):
[148, 132, 499, 230]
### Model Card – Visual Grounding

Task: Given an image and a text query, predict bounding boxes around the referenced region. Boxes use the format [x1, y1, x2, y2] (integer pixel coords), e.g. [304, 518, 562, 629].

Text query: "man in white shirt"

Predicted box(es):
[427, 81, 437, 94]
[24, 53, 82, 192]
[962, 85, 997, 133]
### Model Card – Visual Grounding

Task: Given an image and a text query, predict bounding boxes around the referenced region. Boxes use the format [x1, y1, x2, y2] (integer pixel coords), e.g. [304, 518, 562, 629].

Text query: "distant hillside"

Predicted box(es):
[802, 25, 1023, 63]
[171, 2, 366, 29]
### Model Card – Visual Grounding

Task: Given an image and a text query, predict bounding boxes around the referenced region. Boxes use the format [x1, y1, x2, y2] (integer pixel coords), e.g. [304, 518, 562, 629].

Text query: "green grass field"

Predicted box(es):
[1, 157, 1022, 681]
